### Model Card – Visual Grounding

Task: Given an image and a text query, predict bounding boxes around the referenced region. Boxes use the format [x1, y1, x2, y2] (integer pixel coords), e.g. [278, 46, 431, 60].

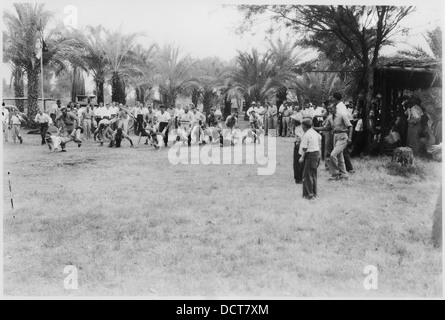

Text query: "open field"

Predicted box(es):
[2, 129, 442, 297]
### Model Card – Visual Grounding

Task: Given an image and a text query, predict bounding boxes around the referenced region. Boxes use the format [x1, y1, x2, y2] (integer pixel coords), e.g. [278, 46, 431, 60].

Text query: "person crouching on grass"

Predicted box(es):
[299, 119, 322, 200]
[137, 117, 163, 149]
[109, 128, 134, 148]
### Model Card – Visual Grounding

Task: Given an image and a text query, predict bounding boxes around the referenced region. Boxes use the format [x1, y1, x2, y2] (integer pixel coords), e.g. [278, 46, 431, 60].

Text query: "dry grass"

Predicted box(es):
[2, 128, 442, 297]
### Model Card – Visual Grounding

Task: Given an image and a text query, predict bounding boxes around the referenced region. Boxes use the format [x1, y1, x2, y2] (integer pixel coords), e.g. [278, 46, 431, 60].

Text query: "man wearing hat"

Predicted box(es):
[298, 118, 321, 199]
[292, 112, 304, 184]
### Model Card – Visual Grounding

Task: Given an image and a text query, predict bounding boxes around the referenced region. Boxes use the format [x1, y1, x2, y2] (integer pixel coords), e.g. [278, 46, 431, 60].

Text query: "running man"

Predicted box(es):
[34, 109, 52, 145]
[9, 109, 24, 144]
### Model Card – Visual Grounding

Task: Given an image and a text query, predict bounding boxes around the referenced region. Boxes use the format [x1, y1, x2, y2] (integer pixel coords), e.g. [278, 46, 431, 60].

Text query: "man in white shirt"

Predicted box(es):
[176, 105, 194, 146]
[299, 118, 321, 199]
[156, 105, 171, 147]
[190, 104, 206, 144]
[255, 103, 265, 127]
[2, 104, 9, 142]
[102, 103, 112, 120]
[9, 109, 24, 144]
[34, 109, 52, 145]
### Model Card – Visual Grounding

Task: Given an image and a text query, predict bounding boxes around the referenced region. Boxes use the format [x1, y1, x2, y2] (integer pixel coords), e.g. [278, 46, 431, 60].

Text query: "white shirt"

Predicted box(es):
[35, 113, 52, 124]
[10, 115, 22, 125]
[355, 119, 363, 132]
[302, 107, 314, 119]
[77, 108, 84, 119]
[141, 107, 149, 116]
[2, 108, 9, 124]
[299, 128, 321, 155]
[156, 111, 171, 123]
[294, 125, 304, 144]
[191, 111, 205, 125]
[111, 106, 119, 116]
[102, 107, 112, 118]
[314, 106, 324, 117]
[255, 106, 265, 116]
[174, 108, 185, 117]
[178, 112, 193, 123]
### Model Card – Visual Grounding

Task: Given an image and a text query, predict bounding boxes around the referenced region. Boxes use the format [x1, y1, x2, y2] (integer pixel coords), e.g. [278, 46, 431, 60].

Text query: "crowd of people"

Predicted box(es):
[1, 91, 440, 199]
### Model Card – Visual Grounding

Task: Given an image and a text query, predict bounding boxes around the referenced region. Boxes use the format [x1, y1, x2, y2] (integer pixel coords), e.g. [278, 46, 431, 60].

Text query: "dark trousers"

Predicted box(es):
[40, 123, 49, 144]
[50, 114, 56, 124]
[136, 115, 144, 134]
[303, 151, 320, 199]
[293, 142, 303, 183]
[351, 131, 365, 157]
[159, 122, 169, 146]
[343, 145, 353, 172]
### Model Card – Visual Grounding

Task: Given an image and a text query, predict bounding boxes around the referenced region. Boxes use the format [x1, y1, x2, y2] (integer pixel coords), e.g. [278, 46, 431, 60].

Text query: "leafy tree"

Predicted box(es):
[104, 30, 141, 104]
[238, 5, 415, 124]
[73, 25, 109, 104]
[3, 3, 82, 122]
[152, 45, 199, 106]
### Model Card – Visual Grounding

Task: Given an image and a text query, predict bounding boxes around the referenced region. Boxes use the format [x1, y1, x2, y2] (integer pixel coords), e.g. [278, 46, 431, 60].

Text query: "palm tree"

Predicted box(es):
[152, 45, 199, 107]
[224, 49, 285, 111]
[293, 60, 352, 105]
[73, 25, 109, 103]
[128, 43, 159, 103]
[103, 29, 141, 104]
[3, 3, 81, 122]
[193, 57, 229, 113]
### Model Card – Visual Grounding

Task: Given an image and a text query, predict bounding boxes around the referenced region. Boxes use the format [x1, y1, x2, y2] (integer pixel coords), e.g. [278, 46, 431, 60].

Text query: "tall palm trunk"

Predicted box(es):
[26, 65, 40, 127]
[112, 72, 126, 104]
[95, 78, 105, 104]
[13, 67, 25, 111]
[71, 66, 86, 102]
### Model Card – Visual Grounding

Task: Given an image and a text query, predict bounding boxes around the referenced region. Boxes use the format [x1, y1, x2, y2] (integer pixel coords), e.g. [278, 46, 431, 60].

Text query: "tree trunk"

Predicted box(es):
[26, 66, 40, 127]
[111, 72, 126, 104]
[13, 68, 25, 112]
[71, 66, 86, 103]
[95, 78, 105, 104]
[192, 89, 200, 109]
[223, 95, 232, 119]
[363, 63, 375, 153]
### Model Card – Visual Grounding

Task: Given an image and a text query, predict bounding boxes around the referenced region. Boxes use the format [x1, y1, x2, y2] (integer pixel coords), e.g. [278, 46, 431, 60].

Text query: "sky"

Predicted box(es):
[1, 0, 443, 94]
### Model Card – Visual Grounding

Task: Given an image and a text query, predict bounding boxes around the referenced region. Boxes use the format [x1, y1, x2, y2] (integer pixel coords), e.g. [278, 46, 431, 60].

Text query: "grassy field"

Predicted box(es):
[2, 127, 443, 297]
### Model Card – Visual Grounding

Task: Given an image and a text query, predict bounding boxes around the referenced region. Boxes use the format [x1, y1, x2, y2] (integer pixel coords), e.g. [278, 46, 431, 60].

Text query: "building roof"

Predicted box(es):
[376, 58, 442, 90]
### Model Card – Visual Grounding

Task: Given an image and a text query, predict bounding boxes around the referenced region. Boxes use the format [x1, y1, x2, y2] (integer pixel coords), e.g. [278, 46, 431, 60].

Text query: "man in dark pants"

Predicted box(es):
[299, 119, 321, 199]
[34, 110, 52, 145]
[156, 105, 171, 147]
[292, 113, 304, 184]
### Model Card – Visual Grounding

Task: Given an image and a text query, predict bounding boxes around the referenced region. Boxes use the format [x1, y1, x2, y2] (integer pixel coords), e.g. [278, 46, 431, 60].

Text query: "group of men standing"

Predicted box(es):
[292, 93, 354, 200]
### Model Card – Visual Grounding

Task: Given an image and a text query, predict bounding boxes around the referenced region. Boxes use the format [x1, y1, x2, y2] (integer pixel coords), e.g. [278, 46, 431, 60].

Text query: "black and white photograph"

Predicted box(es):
[1, 0, 443, 300]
